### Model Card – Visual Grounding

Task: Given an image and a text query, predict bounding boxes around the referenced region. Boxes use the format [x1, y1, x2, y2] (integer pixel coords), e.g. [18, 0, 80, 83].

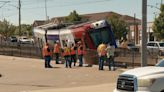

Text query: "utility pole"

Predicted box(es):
[141, 0, 147, 67]
[18, 0, 21, 36]
[45, 0, 48, 20]
[134, 13, 136, 45]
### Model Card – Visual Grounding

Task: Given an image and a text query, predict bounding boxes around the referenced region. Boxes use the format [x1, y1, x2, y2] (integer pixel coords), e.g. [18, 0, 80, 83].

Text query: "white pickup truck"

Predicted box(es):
[114, 59, 164, 92]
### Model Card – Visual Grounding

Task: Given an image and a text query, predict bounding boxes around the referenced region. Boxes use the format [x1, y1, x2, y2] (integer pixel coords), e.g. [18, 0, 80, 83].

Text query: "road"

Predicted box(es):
[0, 55, 123, 92]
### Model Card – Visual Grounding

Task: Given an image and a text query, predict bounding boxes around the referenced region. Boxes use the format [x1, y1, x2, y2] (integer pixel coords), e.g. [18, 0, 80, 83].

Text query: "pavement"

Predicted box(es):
[0, 55, 125, 92]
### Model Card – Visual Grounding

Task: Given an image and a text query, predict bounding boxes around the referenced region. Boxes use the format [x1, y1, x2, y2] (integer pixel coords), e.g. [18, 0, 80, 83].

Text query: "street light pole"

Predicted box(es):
[141, 0, 147, 67]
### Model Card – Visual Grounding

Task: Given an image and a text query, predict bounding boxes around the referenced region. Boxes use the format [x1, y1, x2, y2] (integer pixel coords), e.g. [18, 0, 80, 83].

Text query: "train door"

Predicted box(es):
[59, 29, 75, 48]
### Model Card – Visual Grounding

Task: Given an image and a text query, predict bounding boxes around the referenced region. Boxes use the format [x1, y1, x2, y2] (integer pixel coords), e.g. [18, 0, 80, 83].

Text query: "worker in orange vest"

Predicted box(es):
[53, 40, 61, 64]
[42, 43, 52, 68]
[97, 43, 107, 70]
[71, 43, 77, 66]
[63, 44, 71, 68]
[77, 41, 83, 67]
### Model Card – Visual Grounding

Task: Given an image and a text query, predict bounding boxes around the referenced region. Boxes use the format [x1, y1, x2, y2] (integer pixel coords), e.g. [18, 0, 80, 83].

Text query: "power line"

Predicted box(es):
[21, 0, 112, 10]
[0, 1, 10, 8]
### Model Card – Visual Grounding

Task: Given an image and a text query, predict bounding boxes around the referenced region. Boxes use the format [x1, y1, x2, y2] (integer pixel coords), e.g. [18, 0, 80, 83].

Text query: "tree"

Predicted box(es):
[153, 4, 164, 40]
[0, 19, 32, 38]
[107, 14, 129, 40]
[65, 10, 82, 24]
[15, 24, 32, 36]
[0, 19, 16, 38]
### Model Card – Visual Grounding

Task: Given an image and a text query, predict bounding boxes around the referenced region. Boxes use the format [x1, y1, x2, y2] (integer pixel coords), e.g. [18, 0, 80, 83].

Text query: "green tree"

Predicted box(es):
[15, 24, 32, 36]
[153, 4, 164, 40]
[0, 19, 16, 37]
[107, 14, 129, 40]
[65, 10, 82, 24]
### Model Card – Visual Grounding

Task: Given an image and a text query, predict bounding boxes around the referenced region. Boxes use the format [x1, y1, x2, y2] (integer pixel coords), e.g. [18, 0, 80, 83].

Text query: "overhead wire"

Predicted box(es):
[22, 0, 112, 10]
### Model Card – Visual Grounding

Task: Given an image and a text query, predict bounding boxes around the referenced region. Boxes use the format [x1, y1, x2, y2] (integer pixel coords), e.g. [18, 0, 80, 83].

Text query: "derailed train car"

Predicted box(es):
[33, 20, 117, 65]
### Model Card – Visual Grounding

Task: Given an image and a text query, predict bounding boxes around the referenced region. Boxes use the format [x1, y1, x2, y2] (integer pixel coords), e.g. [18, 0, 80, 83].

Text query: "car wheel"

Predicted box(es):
[160, 90, 164, 92]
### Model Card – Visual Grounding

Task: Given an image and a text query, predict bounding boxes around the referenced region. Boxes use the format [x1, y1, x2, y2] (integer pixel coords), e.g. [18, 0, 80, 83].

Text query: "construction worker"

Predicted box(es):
[63, 44, 71, 68]
[106, 43, 115, 71]
[77, 41, 83, 67]
[120, 40, 127, 56]
[71, 43, 77, 66]
[42, 43, 52, 68]
[53, 40, 61, 64]
[97, 43, 107, 70]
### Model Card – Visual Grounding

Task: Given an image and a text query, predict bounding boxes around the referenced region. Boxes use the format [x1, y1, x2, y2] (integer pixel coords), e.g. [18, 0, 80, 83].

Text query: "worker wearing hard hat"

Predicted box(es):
[77, 41, 84, 67]
[42, 43, 52, 68]
[63, 44, 71, 68]
[53, 40, 61, 64]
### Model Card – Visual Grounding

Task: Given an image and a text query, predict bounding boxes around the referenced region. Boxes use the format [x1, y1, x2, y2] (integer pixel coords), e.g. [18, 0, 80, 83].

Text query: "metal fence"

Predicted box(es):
[0, 36, 162, 67]
[0, 37, 43, 59]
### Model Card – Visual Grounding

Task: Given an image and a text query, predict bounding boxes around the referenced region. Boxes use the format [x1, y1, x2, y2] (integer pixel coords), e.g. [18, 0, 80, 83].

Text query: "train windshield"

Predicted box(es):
[88, 27, 111, 47]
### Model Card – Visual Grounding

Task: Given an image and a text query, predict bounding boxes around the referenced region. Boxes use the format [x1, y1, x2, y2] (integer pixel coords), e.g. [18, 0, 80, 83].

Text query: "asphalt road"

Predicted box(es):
[0, 55, 123, 92]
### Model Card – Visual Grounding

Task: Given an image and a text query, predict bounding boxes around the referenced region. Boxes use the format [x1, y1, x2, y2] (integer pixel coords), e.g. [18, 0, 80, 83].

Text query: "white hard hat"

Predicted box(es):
[56, 40, 59, 43]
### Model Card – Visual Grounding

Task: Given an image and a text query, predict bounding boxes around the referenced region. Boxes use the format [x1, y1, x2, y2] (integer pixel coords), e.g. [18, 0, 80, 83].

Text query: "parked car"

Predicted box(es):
[147, 41, 164, 56]
[127, 43, 135, 49]
[19, 37, 32, 44]
[114, 58, 164, 92]
[8, 36, 17, 42]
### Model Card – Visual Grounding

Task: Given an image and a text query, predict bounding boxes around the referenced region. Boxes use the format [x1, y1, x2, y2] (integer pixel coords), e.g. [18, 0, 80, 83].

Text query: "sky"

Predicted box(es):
[0, 0, 162, 25]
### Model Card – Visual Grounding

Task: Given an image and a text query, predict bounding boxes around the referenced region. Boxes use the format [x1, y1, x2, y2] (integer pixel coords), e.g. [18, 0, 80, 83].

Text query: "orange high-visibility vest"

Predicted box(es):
[71, 47, 76, 55]
[54, 44, 60, 53]
[97, 43, 106, 56]
[78, 46, 83, 55]
[42, 46, 51, 57]
[63, 47, 70, 56]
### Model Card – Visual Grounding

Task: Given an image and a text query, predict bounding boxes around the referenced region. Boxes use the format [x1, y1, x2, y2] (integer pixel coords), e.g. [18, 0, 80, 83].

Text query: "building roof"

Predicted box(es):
[82, 11, 122, 21]
[33, 20, 46, 27]
[33, 11, 141, 27]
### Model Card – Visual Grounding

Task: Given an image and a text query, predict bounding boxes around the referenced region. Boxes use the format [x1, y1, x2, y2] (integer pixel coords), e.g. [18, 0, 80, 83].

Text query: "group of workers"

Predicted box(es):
[42, 40, 84, 68]
[42, 40, 116, 71]
[97, 43, 115, 71]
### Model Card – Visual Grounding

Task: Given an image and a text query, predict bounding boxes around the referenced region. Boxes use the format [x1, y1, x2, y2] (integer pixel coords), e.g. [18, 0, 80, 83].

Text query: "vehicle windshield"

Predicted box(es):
[11, 37, 16, 38]
[88, 27, 112, 47]
[23, 38, 28, 39]
[159, 42, 164, 47]
[156, 59, 164, 67]
[127, 43, 135, 47]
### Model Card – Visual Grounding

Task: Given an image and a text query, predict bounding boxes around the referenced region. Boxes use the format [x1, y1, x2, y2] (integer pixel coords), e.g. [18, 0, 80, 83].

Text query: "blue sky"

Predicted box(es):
[0, 0, 162, 25]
